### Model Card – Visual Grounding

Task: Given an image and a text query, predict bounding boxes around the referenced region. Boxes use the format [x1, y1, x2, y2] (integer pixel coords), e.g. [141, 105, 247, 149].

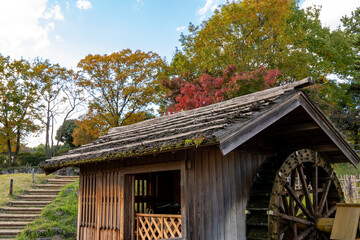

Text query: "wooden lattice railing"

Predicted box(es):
[136, 213, 181, 240]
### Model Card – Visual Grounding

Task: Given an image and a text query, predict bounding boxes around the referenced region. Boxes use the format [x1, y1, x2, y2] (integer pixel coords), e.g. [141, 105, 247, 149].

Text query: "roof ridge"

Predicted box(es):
[107, 77, 314, 135]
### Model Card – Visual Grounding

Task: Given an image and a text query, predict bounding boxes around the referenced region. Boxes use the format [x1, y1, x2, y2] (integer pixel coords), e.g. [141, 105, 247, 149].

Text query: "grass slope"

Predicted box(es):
[17, 180, 79, 240]
[0, 173, 53, 206]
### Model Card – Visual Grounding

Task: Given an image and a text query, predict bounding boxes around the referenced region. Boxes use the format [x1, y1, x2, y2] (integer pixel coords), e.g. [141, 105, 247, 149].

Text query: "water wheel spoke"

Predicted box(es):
[282, 195, 290, 214]
[294, 195, 305, 216]
[298, 227, 316, 240]
[298, 165, 314, 215]
[313, 156, 319, 214]
[272, 212, 315, 226]
[323, 205, 337, 218]
[318, 171, 334, 215]
[283, 179, 315, 221]
[325, 198, 329, 214]
[292, 222, 298, 239]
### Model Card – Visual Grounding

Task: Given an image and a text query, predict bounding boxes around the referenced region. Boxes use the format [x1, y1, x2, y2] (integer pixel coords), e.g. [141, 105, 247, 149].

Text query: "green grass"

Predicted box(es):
[0, 173, 53, 206]
[17, 180, 79, 240]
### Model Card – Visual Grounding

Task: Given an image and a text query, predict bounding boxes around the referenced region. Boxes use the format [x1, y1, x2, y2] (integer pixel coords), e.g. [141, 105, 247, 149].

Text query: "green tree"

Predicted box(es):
[321, 7, 360, 151]
[33, 59, 68, 158]
[171, 1, 353, 81]
[342, 7, 360, 84]
[77, 49, 167, 128]
[0, 56, 42, 164]
[55, 119, 77, 147]
[309, 81, 360, 151]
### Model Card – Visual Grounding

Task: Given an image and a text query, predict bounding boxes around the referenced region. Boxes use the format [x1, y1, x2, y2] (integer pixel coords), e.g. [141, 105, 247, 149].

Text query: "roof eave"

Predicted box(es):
[219, 92, 360, 167]
[297, 92, 359, 167]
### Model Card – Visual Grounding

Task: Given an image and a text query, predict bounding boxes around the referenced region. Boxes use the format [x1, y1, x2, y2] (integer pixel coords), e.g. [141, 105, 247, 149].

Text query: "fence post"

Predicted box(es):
[9, 179, 13, 196]
[31, 168, 35, 184]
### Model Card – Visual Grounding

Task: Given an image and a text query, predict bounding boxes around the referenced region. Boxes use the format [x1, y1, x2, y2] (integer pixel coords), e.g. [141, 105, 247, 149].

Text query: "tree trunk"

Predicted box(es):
[51, 113, 54, 157]
[7, 138, 12, 164]
[54, 101, 77, 156]
[45, 101, 51, 158]
[13, 128, 21, 163]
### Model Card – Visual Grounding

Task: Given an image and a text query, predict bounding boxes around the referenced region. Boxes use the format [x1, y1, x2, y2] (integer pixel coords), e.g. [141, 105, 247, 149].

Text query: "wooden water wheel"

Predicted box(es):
[246, 149, 344, 240]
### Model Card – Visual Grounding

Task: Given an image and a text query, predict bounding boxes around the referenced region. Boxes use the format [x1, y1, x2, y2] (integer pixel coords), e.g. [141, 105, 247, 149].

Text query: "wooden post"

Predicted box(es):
[9, 179, 13, 196]
[31, 168, 35, 184]
[136, 214, 139, 240]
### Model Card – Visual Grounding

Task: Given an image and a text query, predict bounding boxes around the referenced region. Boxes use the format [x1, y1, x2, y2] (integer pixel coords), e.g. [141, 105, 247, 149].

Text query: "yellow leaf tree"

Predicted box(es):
[73, 49, 167, 145]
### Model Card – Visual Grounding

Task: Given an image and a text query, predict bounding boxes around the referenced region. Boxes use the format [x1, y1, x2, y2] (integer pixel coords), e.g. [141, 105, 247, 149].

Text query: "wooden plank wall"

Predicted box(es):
[77, 148, 267, 240]
[184, 147, 268, 240]
[78, 169, 123, 239]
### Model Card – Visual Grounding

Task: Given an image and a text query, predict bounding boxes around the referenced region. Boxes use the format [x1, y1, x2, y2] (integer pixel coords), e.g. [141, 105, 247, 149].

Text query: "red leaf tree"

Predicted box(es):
[162, 65, 280, 113]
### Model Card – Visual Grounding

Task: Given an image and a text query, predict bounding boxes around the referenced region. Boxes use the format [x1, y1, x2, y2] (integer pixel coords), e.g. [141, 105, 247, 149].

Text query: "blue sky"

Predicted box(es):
[0, 0, 358, 147]
[0, 0, 229, 68]
[0, 0, 358, 69]
[49, 0, 206, 66]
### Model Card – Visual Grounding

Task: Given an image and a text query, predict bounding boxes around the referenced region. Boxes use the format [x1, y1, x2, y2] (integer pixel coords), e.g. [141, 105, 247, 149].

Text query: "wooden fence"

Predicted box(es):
[339, 175, 360, 202]
[136, 213, 181, 240]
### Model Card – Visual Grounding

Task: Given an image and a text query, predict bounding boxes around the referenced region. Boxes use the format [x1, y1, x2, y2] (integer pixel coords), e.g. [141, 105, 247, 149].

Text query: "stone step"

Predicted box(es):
[0, 229, 21, 237]
[0, 214, 39, 221]
[17, 195, 57, 201]
[25, 189, 60, 195]
[56, 176, 79, 179]
[0, 221, 30, 229]
[46, 179, 74, 184]
[32, 184, 65, 189]
[8, 201, 52, 207]
[0, 207, 42, 214]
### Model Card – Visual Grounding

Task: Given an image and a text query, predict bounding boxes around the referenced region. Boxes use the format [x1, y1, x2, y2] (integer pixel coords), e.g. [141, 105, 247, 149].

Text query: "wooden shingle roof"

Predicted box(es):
[41, 78, 359, 173]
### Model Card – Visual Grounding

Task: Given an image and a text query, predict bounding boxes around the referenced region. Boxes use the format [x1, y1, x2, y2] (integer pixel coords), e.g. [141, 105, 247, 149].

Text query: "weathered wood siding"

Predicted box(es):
[78, 169, 123, 239]
[183, 147, 267, 240]
[77, 147, 267, 240]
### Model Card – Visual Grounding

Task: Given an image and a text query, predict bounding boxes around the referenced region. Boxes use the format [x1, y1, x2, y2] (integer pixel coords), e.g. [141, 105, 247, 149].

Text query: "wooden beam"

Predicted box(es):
[96, 173, 102, 239]
[220, 94, 301, 155]
[275, 144, 339, 154]
[264, 122, 319, 136]
[221, 91, 359, 166]
[122, 161, 181, 174]
[119, 173, 125, 240]
[298, 94, 359, 167]
[180, 154, 187, 239]
[77, 173, 83, 240]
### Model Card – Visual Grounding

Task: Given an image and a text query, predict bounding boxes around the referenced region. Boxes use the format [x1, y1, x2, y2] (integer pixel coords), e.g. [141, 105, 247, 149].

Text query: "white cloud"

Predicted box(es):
[198, 0, 213, 16]
[55, 35, 63, 42]
[176, 26, 186, 32]
[43, 4, 64, 20]
[0, 0, 64, 59]
[76, 0, 92, 10]
[301, 0, 359, 30]
[198, 0, 221, 21]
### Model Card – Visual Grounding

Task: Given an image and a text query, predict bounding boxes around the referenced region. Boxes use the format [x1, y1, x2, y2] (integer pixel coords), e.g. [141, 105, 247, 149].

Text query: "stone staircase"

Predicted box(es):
[0, 176, 78, 240]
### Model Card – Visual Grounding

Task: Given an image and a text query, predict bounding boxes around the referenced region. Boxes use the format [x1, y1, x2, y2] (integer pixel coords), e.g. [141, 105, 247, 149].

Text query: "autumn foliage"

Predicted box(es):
[162, 65, 280, 113]
[72, 110, 108, 147]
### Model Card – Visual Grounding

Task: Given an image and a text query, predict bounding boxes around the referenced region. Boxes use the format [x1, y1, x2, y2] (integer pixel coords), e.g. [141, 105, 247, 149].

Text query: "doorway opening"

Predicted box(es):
[133, 170, 181, 239]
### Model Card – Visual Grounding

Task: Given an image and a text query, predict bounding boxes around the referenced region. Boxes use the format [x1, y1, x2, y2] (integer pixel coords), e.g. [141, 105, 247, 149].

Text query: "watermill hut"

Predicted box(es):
[41, 77, 360, 240]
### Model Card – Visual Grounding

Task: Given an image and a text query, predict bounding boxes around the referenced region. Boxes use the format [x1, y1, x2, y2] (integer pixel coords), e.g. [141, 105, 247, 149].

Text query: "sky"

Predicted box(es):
[0, 0, 359, 147]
